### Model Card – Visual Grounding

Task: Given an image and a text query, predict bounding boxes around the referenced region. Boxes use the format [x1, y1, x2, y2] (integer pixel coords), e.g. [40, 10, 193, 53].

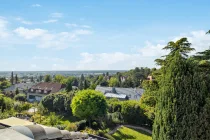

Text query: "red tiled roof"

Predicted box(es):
[30, 82, 65, 94]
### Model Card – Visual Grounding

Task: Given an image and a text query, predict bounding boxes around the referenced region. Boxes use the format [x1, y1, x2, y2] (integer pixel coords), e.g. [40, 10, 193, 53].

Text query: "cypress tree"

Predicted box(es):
[153, 52, 210, 140]
[15, 74, 18, 84]
[10, 71, 14, 85]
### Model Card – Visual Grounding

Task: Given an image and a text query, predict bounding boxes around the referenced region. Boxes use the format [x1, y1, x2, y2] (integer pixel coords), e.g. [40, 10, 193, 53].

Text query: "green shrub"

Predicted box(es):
[76, 120, 87, 130]
[65, 123, 78, 131]
[14, 94, 26, 102]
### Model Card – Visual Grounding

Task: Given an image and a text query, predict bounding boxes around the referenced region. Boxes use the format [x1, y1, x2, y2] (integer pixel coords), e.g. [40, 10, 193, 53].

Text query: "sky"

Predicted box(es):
[0, 0, 210, 71]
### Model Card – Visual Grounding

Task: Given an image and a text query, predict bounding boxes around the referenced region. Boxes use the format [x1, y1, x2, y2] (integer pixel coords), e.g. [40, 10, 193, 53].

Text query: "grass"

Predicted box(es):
[112, 126, 152, 140]
[60, 114, 80, 124]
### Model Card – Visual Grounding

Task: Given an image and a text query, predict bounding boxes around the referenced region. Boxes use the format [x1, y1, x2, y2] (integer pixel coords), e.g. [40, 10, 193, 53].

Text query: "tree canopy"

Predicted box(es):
[71, 89, 107, 126]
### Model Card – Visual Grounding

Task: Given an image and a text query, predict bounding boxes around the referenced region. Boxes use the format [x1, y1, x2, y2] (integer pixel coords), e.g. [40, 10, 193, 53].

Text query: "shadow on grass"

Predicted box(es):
[112, 130, 135, 140]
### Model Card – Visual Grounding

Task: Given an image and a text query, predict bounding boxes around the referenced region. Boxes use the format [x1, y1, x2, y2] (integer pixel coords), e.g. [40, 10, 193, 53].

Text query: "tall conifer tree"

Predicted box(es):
[153, 38, 210, 140]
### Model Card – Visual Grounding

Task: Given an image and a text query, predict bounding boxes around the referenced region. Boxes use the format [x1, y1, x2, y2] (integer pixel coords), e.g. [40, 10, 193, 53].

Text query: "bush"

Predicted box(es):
[14, 102, 32, 113]
[82, 127, 99, 135]
[107, 99, 151, 127]
[40, 94, 55, 111]
[14, 94, 26, 102]
[53, 93, 65, 112]
[121, 100, 147, 125]
[0, 95, 14, 112]
[76, 120, 87, 130]
[65, 123, 78, 131]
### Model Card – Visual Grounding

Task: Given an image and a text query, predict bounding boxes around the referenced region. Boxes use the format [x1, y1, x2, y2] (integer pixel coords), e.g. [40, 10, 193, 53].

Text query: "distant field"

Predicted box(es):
[112, 126, 152, 140]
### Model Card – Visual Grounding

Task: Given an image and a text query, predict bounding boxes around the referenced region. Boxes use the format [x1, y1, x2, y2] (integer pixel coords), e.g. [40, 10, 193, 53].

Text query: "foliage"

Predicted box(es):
[112, 127, 152, 140]
[54, 74, 65, 83]
[14, 101, 32, 113]
[65, 123, 78, 131]
[108, 77, 119, 87]
[0, 79, 11, 91]
[65, 78, 72, 92]
[82, 127, 99, 135]
[71, 90, 107, 127]
[121, 100, 147, 125]
[107, 99, 151, 127]
[40, 93, 55, 111]
[163, 37, 194, 57]
[0, 94, 14, 112]
[40, 92, 75, 113]
[14, 93, 26, 102]
[140, 80, 158, 121]
[53, 93, 66, 112]
[76, 120, 87, 130]
[153, 38, 210, 140]
[44, 75, 52, 82]
[47, 112, 63, 126]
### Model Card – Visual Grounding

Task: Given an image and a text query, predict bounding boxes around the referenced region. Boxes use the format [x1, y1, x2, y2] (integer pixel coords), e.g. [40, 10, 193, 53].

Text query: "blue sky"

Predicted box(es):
[0, 0, 210, 71]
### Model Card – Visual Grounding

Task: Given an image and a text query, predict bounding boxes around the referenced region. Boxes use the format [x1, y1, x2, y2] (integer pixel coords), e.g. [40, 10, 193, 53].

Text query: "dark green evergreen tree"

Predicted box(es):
[10, 71, 14, 85]
[153, 38, 210, 140]
[15, 88, 19, 95]
[65, 79, 72, 92]
[81, 74, 85, 81]
[15, 74, 18, 84]
[84, 79, 89, 89]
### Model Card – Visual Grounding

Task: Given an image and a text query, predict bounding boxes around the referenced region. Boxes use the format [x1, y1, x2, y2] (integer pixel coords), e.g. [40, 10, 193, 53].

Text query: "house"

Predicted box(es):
[3, 83, 35, 94]
[95, 85, 144, 101]
[27, 82, 66, 102]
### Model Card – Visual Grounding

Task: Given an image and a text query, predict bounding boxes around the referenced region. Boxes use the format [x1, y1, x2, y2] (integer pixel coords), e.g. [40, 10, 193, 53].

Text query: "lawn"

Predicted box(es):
[112, 126, 152, 140]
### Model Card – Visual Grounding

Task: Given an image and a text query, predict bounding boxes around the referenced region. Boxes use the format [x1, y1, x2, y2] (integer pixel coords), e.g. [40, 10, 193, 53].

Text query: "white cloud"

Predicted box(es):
[74, 29, 93, 35]
[12, 26, 92, 49]
[65, 23, 91, 28]
[0, 17, 9, 38]
[43, 19, 58, 23]
[51, 13, 63, 18]
[77, 52, 155, 70]
[76, 30, 210, 69]
[32, 4, 41, 7]
[15, 17, 33, 25]
[13, 27, 47, 39]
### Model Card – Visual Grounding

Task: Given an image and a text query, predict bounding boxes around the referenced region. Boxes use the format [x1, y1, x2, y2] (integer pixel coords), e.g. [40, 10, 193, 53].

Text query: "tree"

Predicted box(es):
[153, 39, 210, 140]
[108, 77, 119, 87]
[163, 37, 195, 57]
[44, 75, 52, 82]
[39, 75, 43, 82]
[30, 77, 34, 83]
[54, 75, 65, 83]
[65, 79, 72, 92]
[15, 74, 18, 84]
[14, 93, 26, 102]
[81, 74, 85, 81]
[0, 80, 11, 91]
[53, 93, 66, 112]
[40, 94, 55, 111]
[10, 72, 14, 85]
[15, 88, 19, 95]
[84, 80, 89, 89]
[71, 90, 107, 127]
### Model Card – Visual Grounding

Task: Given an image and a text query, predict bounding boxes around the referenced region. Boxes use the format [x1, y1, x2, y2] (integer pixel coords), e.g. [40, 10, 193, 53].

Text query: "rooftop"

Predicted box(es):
[30, 82, 65, 94]
[95, 86, 144, 100]
[0, 117, 34, 127]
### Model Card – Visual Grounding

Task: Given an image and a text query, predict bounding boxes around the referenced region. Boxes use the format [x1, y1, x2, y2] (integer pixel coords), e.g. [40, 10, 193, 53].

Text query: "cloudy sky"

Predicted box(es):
[0, 0, 210, 71]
